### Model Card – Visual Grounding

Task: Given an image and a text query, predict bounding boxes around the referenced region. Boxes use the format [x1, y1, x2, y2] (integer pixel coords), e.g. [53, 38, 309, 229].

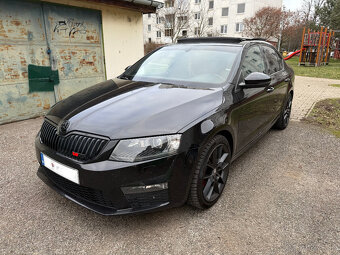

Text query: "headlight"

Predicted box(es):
[110, 134, 181, 162]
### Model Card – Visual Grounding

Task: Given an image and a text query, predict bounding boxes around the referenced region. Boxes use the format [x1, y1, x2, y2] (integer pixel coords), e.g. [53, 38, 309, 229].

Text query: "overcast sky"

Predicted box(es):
[283, 0, 304, 11]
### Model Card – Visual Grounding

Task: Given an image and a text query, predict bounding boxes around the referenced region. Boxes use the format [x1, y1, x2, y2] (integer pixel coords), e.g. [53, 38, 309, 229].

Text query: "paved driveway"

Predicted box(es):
[291, 76, 340, 120]
[1, 76, 340, 254]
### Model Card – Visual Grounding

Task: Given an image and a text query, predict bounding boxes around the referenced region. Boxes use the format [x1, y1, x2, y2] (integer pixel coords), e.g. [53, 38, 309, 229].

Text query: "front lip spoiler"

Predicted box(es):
[37, 166, 169, 216]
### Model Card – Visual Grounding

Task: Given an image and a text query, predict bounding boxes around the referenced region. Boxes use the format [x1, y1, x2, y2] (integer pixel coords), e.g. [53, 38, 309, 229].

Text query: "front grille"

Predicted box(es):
[40, 121, 108, 161]
[44, 168, 116, 208]
[124, 190, 169, 209]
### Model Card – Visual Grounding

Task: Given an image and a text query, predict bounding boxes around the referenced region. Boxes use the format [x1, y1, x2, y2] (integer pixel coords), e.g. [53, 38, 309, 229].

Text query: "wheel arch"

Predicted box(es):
[214, 129, 234, 157]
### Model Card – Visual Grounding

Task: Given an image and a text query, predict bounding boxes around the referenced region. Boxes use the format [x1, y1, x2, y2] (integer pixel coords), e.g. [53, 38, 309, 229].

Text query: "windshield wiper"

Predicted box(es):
[118, 74, 132, 80]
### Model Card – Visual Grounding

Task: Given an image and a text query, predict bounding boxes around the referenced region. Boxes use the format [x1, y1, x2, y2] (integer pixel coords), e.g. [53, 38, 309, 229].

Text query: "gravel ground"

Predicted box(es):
[0, 118, 339, 254]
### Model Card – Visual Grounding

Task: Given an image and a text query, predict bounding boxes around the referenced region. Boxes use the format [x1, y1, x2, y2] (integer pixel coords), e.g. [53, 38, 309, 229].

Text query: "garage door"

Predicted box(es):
[0, 0, 105, 124]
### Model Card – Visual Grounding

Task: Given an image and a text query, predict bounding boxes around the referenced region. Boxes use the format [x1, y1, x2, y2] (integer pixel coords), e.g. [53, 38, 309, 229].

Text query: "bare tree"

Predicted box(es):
[300, 0, 325, 27]
[243, 7, 282, 40]
[190, 0, 214, 37]
[156, 0, 190, 43]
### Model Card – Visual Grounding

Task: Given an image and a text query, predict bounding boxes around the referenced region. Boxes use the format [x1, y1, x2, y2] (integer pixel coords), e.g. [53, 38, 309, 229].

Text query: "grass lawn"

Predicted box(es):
[329, 84, 340, 88]
[304, 98, 340, 138]
[285, 57, 340, 80]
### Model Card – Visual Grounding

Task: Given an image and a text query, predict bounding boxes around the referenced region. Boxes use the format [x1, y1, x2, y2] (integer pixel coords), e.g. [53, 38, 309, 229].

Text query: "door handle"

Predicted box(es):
[266, 86, 274, 93]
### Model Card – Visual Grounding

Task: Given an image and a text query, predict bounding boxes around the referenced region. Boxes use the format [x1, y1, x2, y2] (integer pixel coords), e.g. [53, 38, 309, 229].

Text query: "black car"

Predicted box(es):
[35, 37, 294, 215]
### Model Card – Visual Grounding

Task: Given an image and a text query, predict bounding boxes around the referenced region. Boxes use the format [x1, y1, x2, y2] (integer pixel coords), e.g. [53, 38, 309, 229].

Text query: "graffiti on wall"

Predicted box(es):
[53, 18, 87, 37]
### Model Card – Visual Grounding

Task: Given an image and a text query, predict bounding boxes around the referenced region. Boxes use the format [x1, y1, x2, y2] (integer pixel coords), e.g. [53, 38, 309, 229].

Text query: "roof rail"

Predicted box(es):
[177, 37, 267, 44]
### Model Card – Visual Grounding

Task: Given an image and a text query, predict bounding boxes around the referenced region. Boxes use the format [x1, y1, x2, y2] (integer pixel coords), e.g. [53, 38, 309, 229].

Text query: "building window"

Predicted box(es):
[148, 38, 151, 43]
[236, 22, 244, 32]
[178, 16, 188, 23]
[222, 7, 229, 16]
[220, 25, 227, 34]
[195, 0, 201, 4]
[148, 13, 151, 18]
[165, 14, 175, 27]
[165, 28, 173, 37]
[194, 27, 201, 36]
[194, 12, 201, 20]
[209, 1, 214, 9]
[165, 0, 174, 8]
[156, 31, 161, 38]
[237, 3, 245, 13]
[208, 17, 213, 26]
[148, 24, 151, 32]
[182, 30, 187, 36]
[156, 16, 161, 24]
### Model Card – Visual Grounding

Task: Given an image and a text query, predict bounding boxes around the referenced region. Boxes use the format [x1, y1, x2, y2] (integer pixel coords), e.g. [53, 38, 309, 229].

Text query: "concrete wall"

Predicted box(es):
[46, 0, 145, 79]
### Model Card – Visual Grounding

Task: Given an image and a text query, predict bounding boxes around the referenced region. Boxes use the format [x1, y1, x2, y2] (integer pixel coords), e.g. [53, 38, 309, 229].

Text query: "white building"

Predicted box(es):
[143, 0, 282, 44]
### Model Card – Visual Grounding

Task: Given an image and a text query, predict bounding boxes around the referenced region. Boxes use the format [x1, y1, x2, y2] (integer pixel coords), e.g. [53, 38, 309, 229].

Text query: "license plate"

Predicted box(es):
[41, 153, 79, 184]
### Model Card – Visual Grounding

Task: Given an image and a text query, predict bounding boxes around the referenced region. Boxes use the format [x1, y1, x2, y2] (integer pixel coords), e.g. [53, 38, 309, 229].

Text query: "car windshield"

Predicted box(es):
[120, 44, 241, 88]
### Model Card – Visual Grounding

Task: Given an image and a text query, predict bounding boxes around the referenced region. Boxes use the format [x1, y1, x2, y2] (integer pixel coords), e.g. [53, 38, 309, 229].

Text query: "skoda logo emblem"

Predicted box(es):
[58, 120, 70, 135]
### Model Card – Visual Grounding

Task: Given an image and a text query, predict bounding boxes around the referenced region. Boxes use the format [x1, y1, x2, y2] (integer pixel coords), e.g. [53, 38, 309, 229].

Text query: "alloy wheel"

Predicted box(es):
[202, 144, 229, 202]
[283, 96, 292, 125]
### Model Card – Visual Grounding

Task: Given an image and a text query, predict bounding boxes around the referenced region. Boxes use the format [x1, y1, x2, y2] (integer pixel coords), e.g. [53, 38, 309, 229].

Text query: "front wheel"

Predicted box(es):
[188, 135, 231, 209]
[274, 93, 293, 130]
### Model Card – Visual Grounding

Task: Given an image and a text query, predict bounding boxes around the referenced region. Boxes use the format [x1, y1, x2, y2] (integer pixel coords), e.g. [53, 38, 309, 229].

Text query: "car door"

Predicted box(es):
[261, 45, 289, 119]
[233, 44, 274, 151]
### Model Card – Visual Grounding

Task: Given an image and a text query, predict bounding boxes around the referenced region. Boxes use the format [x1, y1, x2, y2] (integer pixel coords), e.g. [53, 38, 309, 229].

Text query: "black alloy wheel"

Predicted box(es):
[188, 135, 231, 209]
[274, 93, 293, 130]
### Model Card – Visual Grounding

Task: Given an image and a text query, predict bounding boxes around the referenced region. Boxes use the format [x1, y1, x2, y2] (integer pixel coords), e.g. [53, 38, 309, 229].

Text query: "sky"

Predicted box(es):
[283, 0, 304, 11]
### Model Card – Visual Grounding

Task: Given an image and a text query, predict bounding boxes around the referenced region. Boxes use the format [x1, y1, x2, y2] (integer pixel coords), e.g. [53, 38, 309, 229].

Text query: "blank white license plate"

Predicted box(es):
[41, 153, 79, 184]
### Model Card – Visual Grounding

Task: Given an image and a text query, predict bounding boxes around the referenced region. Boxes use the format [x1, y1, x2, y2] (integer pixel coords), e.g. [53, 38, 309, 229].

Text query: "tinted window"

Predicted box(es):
[241, 45, 266, 79]
[262, 46, 283, 74]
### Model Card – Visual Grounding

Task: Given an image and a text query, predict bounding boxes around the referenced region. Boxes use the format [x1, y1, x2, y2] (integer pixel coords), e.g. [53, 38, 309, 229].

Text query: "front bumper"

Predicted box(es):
[35, 136, 195, 215]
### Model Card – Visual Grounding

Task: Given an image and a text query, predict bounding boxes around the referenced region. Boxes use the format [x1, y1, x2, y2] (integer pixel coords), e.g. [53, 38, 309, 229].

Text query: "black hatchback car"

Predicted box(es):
[35, 37, 294, 215]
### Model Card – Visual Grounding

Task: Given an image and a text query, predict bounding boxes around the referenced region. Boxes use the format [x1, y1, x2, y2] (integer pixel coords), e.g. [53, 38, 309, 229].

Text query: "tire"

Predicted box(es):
[274, 93, 293, 130]
[188, 135, 231, 209]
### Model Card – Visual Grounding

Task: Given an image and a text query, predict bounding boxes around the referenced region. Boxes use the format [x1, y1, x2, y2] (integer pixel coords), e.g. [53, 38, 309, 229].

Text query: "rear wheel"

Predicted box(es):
[274, 93, 293, 130]
[188, 135, 231, 209]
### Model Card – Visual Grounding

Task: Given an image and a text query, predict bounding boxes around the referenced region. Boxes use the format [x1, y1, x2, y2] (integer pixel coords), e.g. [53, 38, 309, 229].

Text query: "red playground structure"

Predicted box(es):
[298, 27, 335, 66]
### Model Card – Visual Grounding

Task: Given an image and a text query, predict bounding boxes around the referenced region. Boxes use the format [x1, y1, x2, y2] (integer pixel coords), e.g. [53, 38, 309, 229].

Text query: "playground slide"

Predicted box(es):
[284, 49, 302, 60]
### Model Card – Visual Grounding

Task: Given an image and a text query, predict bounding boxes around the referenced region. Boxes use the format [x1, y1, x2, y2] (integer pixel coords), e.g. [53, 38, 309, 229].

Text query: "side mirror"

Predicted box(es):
[240, 72, 271, 88]
[125, 65, 131, 71]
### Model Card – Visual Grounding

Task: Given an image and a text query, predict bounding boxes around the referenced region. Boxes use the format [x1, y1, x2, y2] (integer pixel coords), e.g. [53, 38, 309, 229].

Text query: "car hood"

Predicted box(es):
[46, 79, 223, 139]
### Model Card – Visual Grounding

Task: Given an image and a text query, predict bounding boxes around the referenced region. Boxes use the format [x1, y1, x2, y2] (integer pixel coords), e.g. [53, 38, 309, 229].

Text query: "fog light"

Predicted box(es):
[121, 182, 168, 194]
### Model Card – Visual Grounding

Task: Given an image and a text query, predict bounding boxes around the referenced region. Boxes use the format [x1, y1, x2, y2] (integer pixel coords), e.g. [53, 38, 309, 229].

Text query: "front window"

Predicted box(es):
[209, 1, 214, 9]
[220, 25, 227, 34]
[208, 17, 213, 26]
[120, 45, 241, 88]
[240, 45, 265, 80]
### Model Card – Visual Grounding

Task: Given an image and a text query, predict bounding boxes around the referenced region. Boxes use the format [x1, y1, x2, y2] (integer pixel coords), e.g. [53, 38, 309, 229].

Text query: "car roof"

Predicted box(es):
[177, 37, 267, 45]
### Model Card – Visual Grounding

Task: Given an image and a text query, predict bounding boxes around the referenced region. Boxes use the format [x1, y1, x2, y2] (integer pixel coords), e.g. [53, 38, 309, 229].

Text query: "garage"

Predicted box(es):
[0, 0, 163, 124]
